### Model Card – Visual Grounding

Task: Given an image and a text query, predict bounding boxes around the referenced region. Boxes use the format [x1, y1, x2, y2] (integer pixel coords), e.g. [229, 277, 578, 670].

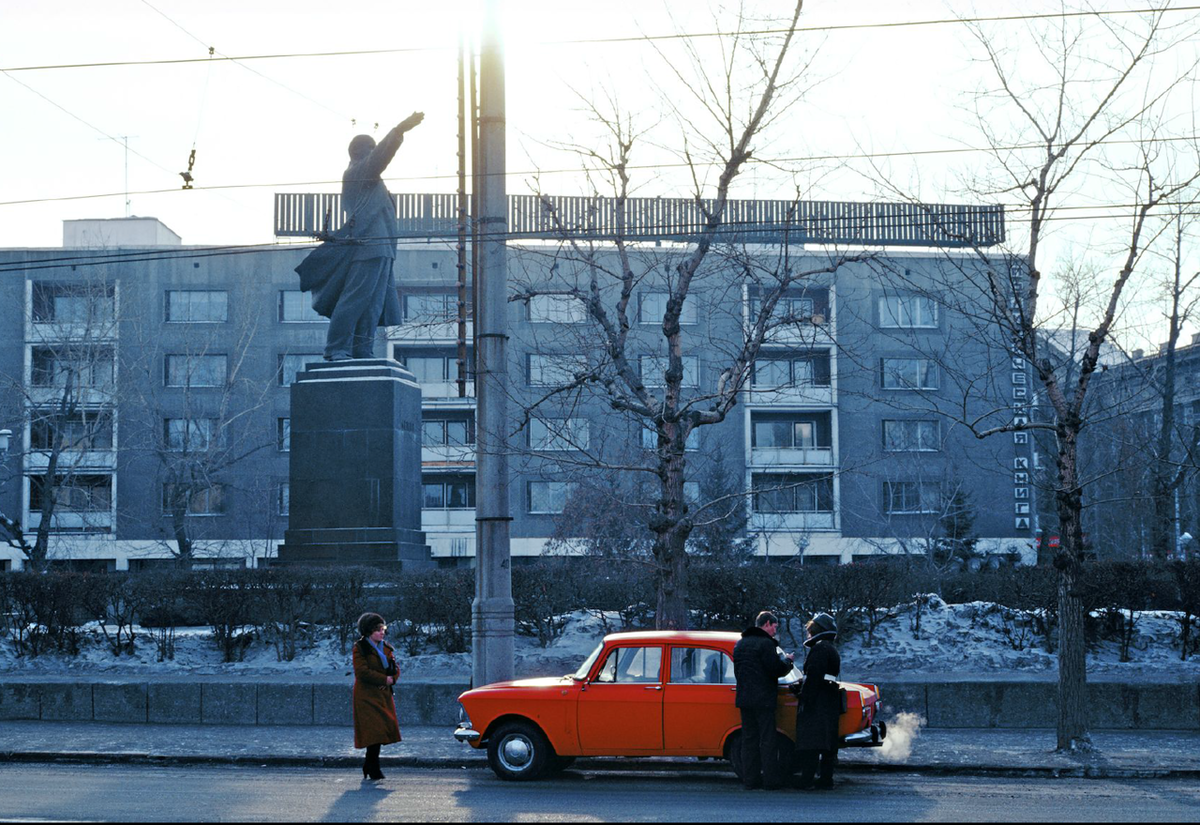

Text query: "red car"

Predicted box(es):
[455, 630, 886, 780]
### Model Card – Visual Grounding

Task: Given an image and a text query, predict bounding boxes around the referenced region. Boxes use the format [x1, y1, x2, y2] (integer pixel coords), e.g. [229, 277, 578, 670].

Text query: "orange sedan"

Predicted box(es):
[454, 630, 886, 781]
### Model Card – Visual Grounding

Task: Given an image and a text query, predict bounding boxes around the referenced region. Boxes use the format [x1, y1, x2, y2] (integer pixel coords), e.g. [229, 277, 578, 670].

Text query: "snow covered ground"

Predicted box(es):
[1, 597, 1196, 681]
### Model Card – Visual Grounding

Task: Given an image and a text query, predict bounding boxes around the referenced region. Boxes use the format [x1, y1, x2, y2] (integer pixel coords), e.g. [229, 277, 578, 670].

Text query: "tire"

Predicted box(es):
[486, 721, 552, 781]
[727, 731, 797, 782]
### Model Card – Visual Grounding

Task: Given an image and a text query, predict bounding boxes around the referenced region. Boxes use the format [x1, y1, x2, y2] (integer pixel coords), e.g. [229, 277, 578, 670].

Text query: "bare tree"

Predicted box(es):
[121, 284, 276, 568]
[509, 0, 874, 627]
[0, 273, 119, 571]
[876, 6, 1200, 751]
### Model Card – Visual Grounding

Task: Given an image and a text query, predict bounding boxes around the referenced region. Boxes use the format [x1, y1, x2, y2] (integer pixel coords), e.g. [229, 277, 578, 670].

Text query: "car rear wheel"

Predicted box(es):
[727, 731, 797, 782]
[487, 721, 552, 781]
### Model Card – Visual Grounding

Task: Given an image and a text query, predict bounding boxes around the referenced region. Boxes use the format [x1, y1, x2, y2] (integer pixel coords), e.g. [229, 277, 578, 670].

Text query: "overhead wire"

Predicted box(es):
[3, 4, 1199, 74]
[2, 133, 1198, 210]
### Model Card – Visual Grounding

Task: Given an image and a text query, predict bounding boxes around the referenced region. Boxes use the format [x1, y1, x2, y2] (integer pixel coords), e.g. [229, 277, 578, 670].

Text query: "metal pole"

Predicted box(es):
[471, 0, 514, 688]
[456, 30, 469, 398]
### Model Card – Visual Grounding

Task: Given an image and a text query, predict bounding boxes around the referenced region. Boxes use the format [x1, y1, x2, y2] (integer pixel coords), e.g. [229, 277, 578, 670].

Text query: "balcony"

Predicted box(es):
[749, 446, 834, 468]
[417, 381, 475, 399]
[421, 508, 476, 530]
[25, 450, 117, 472]
[26, 509, 113, 533]
[750, 512, 837, 532]
[745, 384, 834, 407]
[421, 444, 475, 466]
[427, 534, 476, 558]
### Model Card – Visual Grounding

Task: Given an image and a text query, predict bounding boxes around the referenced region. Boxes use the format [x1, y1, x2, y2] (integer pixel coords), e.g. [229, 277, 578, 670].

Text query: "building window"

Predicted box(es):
[528, 418, 589, 451]
[752, 473, 833, 513]
[752, 352, 831, 388]
[162, 483, 226, 516]
[31, 346, 115, 389]
[749, 293, 823, 324]
[403, 355, 456, 384]
[29, 474, 112, 514]
[422, 416, 473, 446]
[165, 354, 227, 388]
[30, 410, 113, 451]
[278, 483, 290, 516]
[279, 291, 325, 323]
[884, 481, 941, 514]
[404, 292, 465, 323]
[880, 358, 938, 390]
[882, 420, 940, 451]
[277, 418, 291, 452]
[528, 294, 585, 324]
[422, 476, 475, 509]
[164, 418, 219, 451]
[641, 426, 700, 451]
[752, 418, 816, 449]
[165, 290, 228, 323]
[527, 354, 588, 387]
[639, 355, 699, 388]
[879, 294, 938, 328]
[279, 354, 321, 386]
[639, 293, 695, 325]
[32, 282, 114, 324]
[528, 480, 572, 514]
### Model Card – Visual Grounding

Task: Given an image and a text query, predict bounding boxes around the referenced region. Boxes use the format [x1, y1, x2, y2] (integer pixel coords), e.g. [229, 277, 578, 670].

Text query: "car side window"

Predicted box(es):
[594, 646, 662, 683]
[670, 647, 735, 684]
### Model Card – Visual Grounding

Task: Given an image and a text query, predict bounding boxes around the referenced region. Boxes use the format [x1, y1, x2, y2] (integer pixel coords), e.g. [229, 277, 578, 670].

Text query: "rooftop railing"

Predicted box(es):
[274, 192, 1004, 248]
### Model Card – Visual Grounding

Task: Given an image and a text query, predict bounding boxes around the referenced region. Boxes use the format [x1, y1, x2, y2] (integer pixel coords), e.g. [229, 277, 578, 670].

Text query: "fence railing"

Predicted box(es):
[274, 192, 1004, 248]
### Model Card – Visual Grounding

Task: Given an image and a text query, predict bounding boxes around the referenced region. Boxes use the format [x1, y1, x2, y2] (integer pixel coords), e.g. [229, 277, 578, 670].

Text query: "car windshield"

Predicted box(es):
[572, 643, 604, 680]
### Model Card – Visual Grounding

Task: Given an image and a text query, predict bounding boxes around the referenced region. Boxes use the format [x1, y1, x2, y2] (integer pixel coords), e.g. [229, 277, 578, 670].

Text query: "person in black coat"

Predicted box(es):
[794, 612, 842, 790]
[733, 610, 795, 790]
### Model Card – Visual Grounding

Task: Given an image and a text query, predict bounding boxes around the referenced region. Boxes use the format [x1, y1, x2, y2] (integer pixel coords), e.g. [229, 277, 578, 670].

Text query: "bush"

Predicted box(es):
[258, 569, 319, 662]
[1171, 558, 1200, 660]
[394, 569, 473, 654]
[187, 570, 262, 663]
[513, 561, 577, 646]
[79, 574, 143, 656]
[1, 572, 88, 656]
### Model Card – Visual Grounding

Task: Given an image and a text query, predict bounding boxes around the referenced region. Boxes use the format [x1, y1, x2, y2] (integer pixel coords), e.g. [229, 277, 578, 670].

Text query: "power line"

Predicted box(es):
[2, 205, 1196, 274]
[2, 133, 1197, 210]
[3, 4, 1197, 74]
[0, 71, 177, 177]
[137, 0, 351, 124]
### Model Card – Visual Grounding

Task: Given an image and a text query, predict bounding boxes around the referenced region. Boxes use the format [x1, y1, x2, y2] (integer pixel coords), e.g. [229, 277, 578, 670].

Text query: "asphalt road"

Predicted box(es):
[0, 764, 1197, 822]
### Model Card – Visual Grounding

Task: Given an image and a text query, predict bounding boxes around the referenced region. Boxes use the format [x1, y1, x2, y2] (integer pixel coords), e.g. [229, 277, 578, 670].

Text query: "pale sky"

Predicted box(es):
[2, 0, 1197, 348]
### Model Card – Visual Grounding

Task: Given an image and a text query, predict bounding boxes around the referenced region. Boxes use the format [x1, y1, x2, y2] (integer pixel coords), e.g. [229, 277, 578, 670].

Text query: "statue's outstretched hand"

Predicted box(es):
[399, 111, 425, 133]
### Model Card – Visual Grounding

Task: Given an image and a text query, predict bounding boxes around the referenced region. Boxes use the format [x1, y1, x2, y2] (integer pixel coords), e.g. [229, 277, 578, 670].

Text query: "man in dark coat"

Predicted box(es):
[733, 610, 794, 790]
[301, 111, 423, 361]
[795, 612, 842, 790]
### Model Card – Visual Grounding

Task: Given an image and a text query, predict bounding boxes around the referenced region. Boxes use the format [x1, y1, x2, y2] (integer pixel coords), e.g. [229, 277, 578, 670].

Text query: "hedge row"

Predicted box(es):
[1, 559, 1197, 663]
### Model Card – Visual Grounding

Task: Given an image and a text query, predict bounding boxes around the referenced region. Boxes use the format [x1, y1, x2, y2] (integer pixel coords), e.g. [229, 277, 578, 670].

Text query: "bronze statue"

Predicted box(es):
[296, 112, 425, 360]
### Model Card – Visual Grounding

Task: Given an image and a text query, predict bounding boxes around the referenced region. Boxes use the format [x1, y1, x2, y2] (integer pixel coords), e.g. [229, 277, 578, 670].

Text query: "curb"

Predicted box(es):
[2, 751, 1198, 780]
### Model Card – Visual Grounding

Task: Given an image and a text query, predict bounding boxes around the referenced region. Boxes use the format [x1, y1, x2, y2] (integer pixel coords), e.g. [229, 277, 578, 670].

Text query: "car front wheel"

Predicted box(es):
[487, 721, 552, 781]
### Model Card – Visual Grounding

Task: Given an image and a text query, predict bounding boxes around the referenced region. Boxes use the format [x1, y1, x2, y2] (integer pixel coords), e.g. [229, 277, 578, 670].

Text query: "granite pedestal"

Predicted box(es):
[276, 359, 431, 569]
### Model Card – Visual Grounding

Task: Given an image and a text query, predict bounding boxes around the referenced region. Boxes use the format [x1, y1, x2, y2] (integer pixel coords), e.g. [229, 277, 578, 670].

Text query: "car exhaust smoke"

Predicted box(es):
[879, 711, 924, 762]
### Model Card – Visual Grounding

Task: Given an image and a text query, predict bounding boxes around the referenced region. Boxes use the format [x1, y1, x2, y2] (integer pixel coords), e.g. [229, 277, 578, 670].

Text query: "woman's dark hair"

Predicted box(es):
[357, 612, 386, 638]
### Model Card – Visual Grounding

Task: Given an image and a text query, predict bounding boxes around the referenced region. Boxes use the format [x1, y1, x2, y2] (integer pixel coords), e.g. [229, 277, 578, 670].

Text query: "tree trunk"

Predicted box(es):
[652, 444, 692, 629]
[1054, 426, 1091, 751]
[170, 493, 193, 569]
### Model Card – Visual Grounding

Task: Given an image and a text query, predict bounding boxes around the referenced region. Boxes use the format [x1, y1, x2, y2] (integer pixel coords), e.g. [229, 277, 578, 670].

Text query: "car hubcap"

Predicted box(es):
[500, 735, 533, 770]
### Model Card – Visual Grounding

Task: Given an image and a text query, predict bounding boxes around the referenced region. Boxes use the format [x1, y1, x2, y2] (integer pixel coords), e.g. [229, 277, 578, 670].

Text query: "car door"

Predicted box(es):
[662, 645, 740, 755]
[576, 644, 665, 754]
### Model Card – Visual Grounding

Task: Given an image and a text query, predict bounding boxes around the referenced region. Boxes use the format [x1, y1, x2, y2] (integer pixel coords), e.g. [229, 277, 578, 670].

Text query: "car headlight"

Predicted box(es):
[458, 703, 472, 729]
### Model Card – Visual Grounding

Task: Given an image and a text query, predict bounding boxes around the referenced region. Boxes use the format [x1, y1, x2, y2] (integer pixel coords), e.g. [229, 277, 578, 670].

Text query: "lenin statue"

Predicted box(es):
[296, 111, 425, 360]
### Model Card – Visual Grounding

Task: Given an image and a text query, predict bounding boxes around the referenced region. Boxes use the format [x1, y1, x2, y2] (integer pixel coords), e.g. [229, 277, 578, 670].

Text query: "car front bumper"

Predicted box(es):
[454, 726, 481, 744]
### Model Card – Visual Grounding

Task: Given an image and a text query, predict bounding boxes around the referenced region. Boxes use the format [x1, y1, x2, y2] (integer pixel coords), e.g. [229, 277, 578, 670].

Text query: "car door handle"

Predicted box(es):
[645, 685, 662, 691]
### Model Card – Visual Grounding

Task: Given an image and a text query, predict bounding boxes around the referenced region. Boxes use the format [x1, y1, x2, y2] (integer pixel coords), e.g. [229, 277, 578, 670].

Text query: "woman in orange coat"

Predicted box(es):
[353, 612, 401, 780]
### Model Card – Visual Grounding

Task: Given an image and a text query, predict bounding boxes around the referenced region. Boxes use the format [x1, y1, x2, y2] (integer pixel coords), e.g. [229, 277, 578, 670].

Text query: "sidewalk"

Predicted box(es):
[1, 721, 1198, 779]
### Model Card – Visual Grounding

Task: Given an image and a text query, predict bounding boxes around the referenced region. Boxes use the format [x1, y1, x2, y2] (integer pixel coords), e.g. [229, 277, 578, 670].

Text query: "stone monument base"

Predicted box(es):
[275, 358, 432, 571]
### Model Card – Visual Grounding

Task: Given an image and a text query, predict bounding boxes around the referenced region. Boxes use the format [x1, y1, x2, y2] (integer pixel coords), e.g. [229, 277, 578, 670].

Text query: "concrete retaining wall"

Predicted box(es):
[1, 679, 1196, 729]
